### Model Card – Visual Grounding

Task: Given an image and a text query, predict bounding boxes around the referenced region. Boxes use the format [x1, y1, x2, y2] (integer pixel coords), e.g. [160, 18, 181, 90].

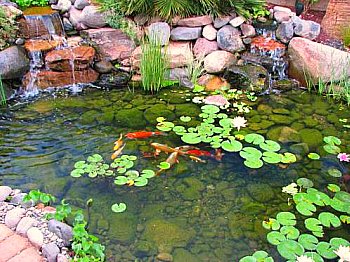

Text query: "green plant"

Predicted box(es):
[13, 0, 48, 8]
[23, 190, 56, 205]
[0, 6, 18, 51]
[0, 76, 6, 106]
[70, 154, 114, 178]
[47, 199, 72, 222]
[140, 36, 169, 94]
[186, 52, 205, 85]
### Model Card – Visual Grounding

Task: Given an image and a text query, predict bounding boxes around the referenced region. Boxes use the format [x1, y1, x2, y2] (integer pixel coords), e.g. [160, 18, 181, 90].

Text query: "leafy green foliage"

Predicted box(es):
[23, 190, 56, 205]
[0, 6, 18, 51]
[46, 199, 72, 222]
[239, 250, 273, 262]
[71, 154, 113, 178]
[111, 202, 127, 213]
[13, 0, 48, 8]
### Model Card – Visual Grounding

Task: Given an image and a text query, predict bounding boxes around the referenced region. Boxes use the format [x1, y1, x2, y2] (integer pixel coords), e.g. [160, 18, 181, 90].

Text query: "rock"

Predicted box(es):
[173, 248, 199, 262]
[108, 213, 137, 244]
[80, 5, 106, 28]
[247, 184, 275, 202]
[48, 219, 73, 246]
[157, 252, 173, 261]
[143, 218, 195, 252]
[204, 50, 236, 73]
[134, 240, 157, 257]
[144, 104, 175, 124]
[202, 24, 217, 41]
[27, 227, 44, 247]
[63, 17, 73, 31]
[115, 108, 146, 129]
[23, 68, 99, 89]
[203, 95, 229, 106]
[198, 74, 229, 91]
[240, 24, 255, 37]
[51, 0, 71, 13]
[10, 193, 34, 208]
[148, 22, 170, 46]
[299, 128, 323, 148]
[170, 27, 202, 41]
[293, 17, 320, 40]
[213, 15, 234, 28]
[0, 46, 29, 80]
[15, 38, 25, 45]
[56, 254, 69, 262]
[16, 217, 37, 236]
[276, 20, 294, 43]
[5, 207, 26, 228]
[229, 16, 245, 27]
[193, 38, 218, 57]
[217, 25, 245, 53]
[94, 60, 113, 73]
[0, 186, 12, 201]
[42, 242, 60, 262]
[68, 6, 82, 27]
[267, 126, 301, 143]
[74, 0, 89, 10]
[288, 37, 350, 85]
[272, 79, 299, 91]
[273, 6, 292, 15]
[274, 11, 291, 23]
[223, 64, 268, 92]
[177, 15, 212, 27]
[24, 39, 60, 52]
[45, 45, 95, 72]
[251, 36, 286, 56]
[96, 72, 130, 88]
[174, 103, 201, 117]
[81, 28, 135, 61]
[290, 143, 310, 156]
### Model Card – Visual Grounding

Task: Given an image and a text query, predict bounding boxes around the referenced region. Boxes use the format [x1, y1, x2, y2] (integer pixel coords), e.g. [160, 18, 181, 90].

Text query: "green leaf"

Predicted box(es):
[329, 237, 350, 249]
[244, 159, 263, 169]
[125, 170, 140, 180]
[306, 188, 331, 206]
[259, 140, 281, 152]
[276, 212, 296, 226]
[316, 242, 337, 259]
[221, 140, 243, 152]
[240, 147, 263, 160]
[181, 133, 201, 144]
[156, 121, 175, 131]
[219, 118, 233, 128]
[244, 133, 265, 145]
[280, 153, 297, 164]
[141, 169, 156, 178]
[334, 191, 350, 202]
[156, 116, 166, 122]
[262, 151, 282, 164]
[180, 116, 191, 122]
[87, 154, 103, 163]
[308, 153, 320, 160]
[340, 215, 350, 224]
[296, 201, 316, 216]
[74, 161, 86, 169]
[303, 252, 324, 262]
[114, 176, 128, 185]
[158, 161, 171, 169]
[323, 136, 341, 145]
[262, 218, 280, 230]
[134, 177, 148, 187]
[297, 234, 319, 250]
[252, 250, 273, 261]
[71, 169, 84, 178]
[201, 104, 220, 114]
[239, 256, 256, 262]
[305, 218, 323, 233]
[318, 212, 341, 228]
[173, 125, 186, 134]
[277, 240, 304, 260]
[267, 231, 286, 245]
[297, 178, 314, 189]
[327, 184, 340, 192]
[280, 226, 300, 240]
[111, 202, 127, 213]
[323, 144, 341, 154]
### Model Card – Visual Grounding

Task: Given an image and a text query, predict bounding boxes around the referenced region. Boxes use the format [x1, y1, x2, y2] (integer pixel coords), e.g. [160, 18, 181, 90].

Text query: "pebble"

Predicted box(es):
[27, 227, 44, 247]
[16, 217, 37, 236]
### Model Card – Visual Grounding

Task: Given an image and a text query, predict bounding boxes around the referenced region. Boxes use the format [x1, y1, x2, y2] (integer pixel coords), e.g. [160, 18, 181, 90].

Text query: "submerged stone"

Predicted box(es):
[115, 108, 146, 128]
[173, 248, 199, 262]
[247, 183, 275, 202]
[299, 128, 323, 148]
[144, 104, 175, 124]
[134, 240, 157, 257]
[108, 213, 137, 244]
[267, 126, 301, 143]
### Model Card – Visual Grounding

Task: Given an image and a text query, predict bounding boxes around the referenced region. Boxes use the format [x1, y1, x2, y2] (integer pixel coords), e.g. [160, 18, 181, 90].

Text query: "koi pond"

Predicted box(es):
[0, 87, 350, 261]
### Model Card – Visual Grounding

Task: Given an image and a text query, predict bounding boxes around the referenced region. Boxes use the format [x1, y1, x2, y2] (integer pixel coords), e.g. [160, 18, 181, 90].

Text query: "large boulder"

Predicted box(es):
[204, 50, 236, 73]
[51, 0, 71, 13]
[202, 24, 217, 41]
[177, 15, 212, 27]
[148, 22, 170, 46]
[170, 27, 202, 41]
[288, 37, 350, 85]
[276, 20, 294, 43]
[81, 28, 135, 62]
[68, 6, 82, 27]
[217, 25, 245, 53]
[193, 38, 218, 57]
[0, 46, 29, 80]
[45, 46, 95, 71]
[292, 16, 320, 40]
[80, 5, 106, 28]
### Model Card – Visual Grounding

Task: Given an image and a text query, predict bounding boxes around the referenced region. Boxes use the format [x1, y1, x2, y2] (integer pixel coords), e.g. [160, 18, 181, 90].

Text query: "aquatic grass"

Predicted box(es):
[140, 36, 169, 94]
[0, 75, 6, 106]
[186, 51, 205, 85]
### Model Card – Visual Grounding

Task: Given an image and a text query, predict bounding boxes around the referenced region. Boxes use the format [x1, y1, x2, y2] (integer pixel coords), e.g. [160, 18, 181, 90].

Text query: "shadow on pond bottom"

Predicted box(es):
[0, 87, 349, 261]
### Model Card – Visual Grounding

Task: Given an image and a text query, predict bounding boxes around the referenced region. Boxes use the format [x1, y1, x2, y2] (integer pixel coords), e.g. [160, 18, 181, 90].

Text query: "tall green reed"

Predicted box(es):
[140, 36, 169, 94]
[186, 52, 205, 85]
[0, 75, 6, 106]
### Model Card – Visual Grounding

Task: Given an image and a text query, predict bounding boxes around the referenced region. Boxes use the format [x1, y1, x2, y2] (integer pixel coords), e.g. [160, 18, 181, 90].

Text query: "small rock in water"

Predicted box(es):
[74, 0, 89, 10]
[157, 252, 173, 262]
[94, 60, 113, 74]
[15, 38, 24, 45]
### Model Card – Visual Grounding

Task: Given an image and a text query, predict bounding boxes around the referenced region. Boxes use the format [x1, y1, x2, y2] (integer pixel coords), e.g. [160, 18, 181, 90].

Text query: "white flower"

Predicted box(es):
[296, 255, 314, 262]
[232, 116, 247, 131]
[282, 182, 298, 195]
[192, 96, 203, 104]
[334, 245, 350, 262]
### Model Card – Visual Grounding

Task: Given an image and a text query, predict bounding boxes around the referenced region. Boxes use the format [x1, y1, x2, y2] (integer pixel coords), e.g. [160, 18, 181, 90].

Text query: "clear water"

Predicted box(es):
[0, 87, 349, 261]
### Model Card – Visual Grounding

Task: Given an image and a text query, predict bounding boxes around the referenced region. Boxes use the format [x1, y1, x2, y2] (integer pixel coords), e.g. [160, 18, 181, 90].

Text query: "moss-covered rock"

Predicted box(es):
[115, 108, 146, 128]
[108, 213, 137, 244]
[299, 128, 323, 148]
[267, 126, 301, 143]
[144, 104, 175, 124]
[272, 108, 290, 115]
[174, 104, 201, 118]
[81, 110, 99, 124]
[247, 183, 275, 203]
[134, 240, 158, 257]
[173, 248, 199, 262]
[142, 218, 196, 252]
[303, 117, 319, 127]
[269, 114, 293, 125]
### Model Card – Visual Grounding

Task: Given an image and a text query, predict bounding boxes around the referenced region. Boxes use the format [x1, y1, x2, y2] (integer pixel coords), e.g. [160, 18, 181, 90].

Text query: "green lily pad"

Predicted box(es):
[334, 191, 350, 202]
[125, 170, 140, 180]
[201, 104, 220, 114]
[114, 176, 128, 185]
[156, 121, 175, 131]
[280, 226, 300, 240]
[240, 251, 273, 262]
[277, 240, 304, 260]
[298, 234, 319, 250]
[111, 202, 127, 213]
[323, 136, 341, 145]
[181, 133, 201, 144]
[305, 218, 323, 233]
[329, 237, 350, 249]
[316, 242, 337, 259]
[245, 133, 265, 145]
[156, 116, 166, 122]
[173, 125, 186, 134]
[296, 201, 316, 216]
[327, 168, 342, 178]
[219, 118, 233, 128]
[280, 153, 297, 164]
[141, 169, 156, 178]
[240, 147, 263, 160]
[88, 171, 98, 178]
[70, 169, 84, 178]
[260, 140, 281, 152]
[297, 178, 314, 189]
[180, 116, 192, 122]
[217, 113, 228, 119]
[330, 198, 349, 213]
[306, 188, 331, 206]
[262, 218, 280, 231]
[276, 212, 297, 226]
[193, 84, 205, 92]
[262, 151, 282, 164]
[340, 215, 350, 224]
[327, 184, 340, 192]
[221, 140, 243, 152]
[87, 154, 103, 163]
[134, 177, 148, 187]
[157, 161, 171, 169]
[239, 256, 256, 262]
[267, 231, 286, 245]
[74, 161, 86, 169]
[318, 212, 341, 228]
[323, 144, 341, 155]
[303, 252, 324, 262]
[308, 153, 320, 160]
[244, 159, 263, 169]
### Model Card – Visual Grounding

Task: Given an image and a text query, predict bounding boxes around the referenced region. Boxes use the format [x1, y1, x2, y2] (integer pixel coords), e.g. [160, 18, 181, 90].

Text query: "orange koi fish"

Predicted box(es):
[125, 131, 164, 139]
[186, 149, 212, 157]
[189, 155, 206, 163]
[113, 133, 123, 151]
[156, 151, 179, 176]
[111, 143, 126, 160]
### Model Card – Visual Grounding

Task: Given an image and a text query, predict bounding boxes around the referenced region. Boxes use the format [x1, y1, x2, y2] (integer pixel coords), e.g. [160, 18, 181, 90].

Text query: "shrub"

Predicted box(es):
[13, 0, 48, 8]
[0, 6, 18, 51]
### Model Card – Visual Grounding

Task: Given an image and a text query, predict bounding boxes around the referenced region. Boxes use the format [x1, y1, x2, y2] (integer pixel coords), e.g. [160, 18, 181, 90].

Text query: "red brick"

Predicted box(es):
[8, 247, 44, 262]
[0, 234, 29, 262]
[0, 224, 14, 241]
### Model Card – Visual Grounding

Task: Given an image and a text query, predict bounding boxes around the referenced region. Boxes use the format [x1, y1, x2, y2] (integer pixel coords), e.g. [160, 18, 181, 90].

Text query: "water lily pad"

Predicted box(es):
[114, 176, 128, 185]
[217, 113, 228, 119]
[267, 231, 286, 245]
[262, 218, 280, 230]
[111, 202, 127, 213]
[260, 140, 281, 152]
[262, 151, 282, 164]
[327, 184, 340, 192]
[329, 198, 349, 213]
[305, 218, 323, 234]
[308, 153, 320, 160]
[327, 168, 342, 178]
[88, 171, 98, 178]
[296, 201, 316, 216]
[157, 161, 171, 169]
[297, 178, 314, 189]
[156, 116, 166, 122]
[141, 169, 156, 178]
[280, 226, 300, 240]
[193, 84, 205, 92]
[74, 161, 86, 169]
[334, 191, 350, 202]
[244, 159, 263, 169]
[298, 234, 319, 250]
[134, 177, 148, 187]
[221, 140, 243, 152]
[219, 118, 233, 128]
[240, 147, 263, 160]
[181, 133, 201, 144]
[245, 133, 265, 145]
[157, 121, 175, 131]
[276, 212, 296, 226]
[323, 136, 341, 145]
[173, 125, 186, 134]
[329, 237, 350, 249]
[340, 215, 350, 224]
[240, 251, 273, 262]
[280, 153, 297, 164]
[323, 144, 341, 155]
[318, 212, 341, 228]
[180, 116, 192, 122]
[277, 240, 304, 260]
[71, 169, 84, 178]
[303, 252, 324, 262]
[306, 188, 331, 206]
[87, 154, 103, 163]
[201, 104, 220, 114]
[125, 170, 140, 180]
[316, 242, 337, 259]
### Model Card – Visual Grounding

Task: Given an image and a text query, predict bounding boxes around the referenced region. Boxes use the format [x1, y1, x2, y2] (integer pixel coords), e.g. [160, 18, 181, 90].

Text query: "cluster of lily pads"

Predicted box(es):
[156, 104, 297, 168]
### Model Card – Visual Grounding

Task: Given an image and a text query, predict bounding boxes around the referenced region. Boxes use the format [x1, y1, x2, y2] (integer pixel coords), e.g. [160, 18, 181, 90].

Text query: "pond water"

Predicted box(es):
[0, 87, 349, 261]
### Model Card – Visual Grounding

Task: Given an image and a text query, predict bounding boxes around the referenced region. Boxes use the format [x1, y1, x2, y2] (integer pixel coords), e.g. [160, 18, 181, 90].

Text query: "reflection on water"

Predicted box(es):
[0, 87, 349, 261]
